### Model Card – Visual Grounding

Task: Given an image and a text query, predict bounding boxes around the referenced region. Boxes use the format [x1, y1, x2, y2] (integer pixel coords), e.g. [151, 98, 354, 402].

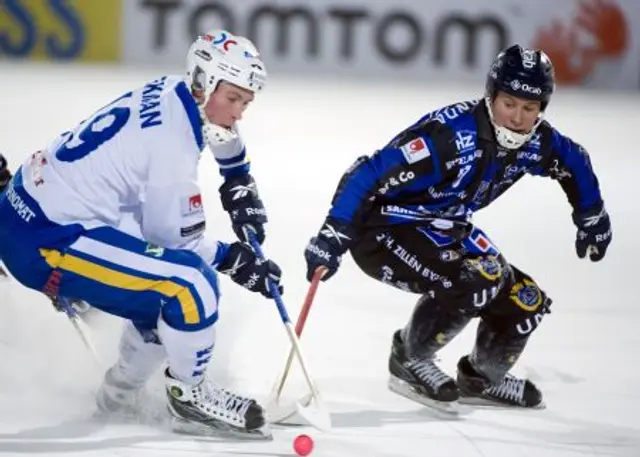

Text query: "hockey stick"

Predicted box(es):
[247, 235, 331, 432]
[267, 267, 326, 424]
[0, 263, 101, 364]
[56, 296, 102, 366]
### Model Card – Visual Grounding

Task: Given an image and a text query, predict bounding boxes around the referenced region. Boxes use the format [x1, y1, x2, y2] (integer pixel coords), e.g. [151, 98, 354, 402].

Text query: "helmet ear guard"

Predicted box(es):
[484, 44, 556, 150]
[189, 66, 208, 105]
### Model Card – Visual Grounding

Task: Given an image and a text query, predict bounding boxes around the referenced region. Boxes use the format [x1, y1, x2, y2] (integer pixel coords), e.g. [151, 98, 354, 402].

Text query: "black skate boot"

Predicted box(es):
[457, 355, 543, 408]
[388, 330, 460, 413]
[165, 368, 270, 440]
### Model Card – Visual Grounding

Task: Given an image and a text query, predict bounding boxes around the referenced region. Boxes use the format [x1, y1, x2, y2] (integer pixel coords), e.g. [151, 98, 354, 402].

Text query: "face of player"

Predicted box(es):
[491, 92, 542, 135]
[205, 82, 255, 129]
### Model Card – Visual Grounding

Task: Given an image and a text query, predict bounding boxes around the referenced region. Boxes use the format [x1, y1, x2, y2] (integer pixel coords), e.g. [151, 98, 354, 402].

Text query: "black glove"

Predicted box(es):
[572, 205, 612, 262]
[0, 154, 11, 193]
[219, 174, 267, 244]
[217, 242, 283, 298]
[305, 217, 355, 282]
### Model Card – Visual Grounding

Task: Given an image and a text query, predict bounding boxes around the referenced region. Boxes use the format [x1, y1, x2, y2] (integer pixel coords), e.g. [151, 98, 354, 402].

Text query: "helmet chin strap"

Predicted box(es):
[201, 111, 238, 145]
[197, 81, 239, 146]
[484, 97, 544, 150]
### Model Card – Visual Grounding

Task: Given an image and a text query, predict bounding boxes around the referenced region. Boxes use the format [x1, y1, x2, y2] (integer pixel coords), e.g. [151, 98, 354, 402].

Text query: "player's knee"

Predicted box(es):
[161, 283, 219, 331]
[446, 255, 510, 313]
[160, 262, 221, 332]
[507, 278, 553, 337]
[481, 275, 552, 337]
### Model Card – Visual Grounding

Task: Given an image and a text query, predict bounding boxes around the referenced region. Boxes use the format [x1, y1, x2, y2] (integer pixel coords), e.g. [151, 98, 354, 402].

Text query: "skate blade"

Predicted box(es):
[388, 375, 469, 416]
[459, 395, 547, 410]
[169, 412, 273, 441]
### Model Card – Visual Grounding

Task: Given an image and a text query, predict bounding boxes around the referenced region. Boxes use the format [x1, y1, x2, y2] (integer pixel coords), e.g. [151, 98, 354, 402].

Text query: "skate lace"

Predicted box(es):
[485, 375, 525, 404]
[198, 381, 253, 424]
[407, 358, 451, 389]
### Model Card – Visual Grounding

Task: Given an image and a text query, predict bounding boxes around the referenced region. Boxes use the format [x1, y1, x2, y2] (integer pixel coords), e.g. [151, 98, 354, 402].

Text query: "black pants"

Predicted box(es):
[351, 224, 552, 381]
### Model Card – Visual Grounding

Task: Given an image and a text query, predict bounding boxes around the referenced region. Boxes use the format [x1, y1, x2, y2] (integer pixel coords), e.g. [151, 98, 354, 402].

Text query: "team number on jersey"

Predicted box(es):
[55, 92, 133, 162]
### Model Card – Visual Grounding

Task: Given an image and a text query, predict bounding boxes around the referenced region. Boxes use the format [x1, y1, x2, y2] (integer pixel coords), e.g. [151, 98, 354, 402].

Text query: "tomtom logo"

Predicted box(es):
[143, 1, 509, 67]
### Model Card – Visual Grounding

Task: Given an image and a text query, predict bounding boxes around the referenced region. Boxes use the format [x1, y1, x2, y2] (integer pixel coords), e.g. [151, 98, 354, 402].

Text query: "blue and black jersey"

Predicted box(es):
[329, 99, 603, 230]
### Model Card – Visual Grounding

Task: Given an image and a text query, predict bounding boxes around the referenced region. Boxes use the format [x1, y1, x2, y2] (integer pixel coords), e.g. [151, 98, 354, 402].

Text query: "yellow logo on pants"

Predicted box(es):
[510, 278, 542, 311]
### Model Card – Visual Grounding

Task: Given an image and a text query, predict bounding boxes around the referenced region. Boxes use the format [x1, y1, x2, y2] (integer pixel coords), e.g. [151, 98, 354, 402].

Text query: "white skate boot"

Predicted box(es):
[165, 368, 270, 440]
[95, 365, 142, 416]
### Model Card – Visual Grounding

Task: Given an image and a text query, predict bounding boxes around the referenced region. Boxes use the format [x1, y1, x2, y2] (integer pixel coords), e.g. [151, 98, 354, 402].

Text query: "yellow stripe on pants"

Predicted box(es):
[40, 249, 199, 324]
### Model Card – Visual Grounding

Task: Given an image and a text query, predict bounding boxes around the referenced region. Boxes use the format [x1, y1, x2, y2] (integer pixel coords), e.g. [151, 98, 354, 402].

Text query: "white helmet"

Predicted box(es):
[186, 30, 267, 145]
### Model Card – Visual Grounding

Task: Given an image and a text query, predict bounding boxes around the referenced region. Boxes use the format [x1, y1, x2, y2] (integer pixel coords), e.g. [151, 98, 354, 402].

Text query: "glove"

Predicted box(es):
[49, 296, 92, 315]
[219, 174, 267, 244]
[572, 205, 612, 262]
[0, 154, 11, 193]
[305, 217, 355, 282]
[217, 242, 283, 298]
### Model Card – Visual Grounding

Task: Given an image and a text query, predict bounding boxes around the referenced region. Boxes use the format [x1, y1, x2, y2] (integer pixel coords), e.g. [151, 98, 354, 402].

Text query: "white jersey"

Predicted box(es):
[20, 75, 248, 265]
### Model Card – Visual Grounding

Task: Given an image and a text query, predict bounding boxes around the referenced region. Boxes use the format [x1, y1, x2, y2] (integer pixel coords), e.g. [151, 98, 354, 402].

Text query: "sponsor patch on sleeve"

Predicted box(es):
[181, 194, 204, 215]
[400, 137, 431, 164]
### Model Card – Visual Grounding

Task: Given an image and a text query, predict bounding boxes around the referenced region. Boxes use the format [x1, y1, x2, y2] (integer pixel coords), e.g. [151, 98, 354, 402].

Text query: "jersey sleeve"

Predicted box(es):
[531, 129, 603, 212]
[209, 126, 251, 179]
[329, 134, 442, 225]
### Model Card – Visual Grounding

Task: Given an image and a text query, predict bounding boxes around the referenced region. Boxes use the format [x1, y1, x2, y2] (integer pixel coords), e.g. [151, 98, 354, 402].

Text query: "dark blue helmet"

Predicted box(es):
[486, 44, 555, 110]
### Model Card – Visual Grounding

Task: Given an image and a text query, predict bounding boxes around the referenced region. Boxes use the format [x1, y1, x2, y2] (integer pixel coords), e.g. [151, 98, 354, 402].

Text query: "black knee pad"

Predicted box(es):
[441, 254, 511, 314]
[507, 278, 553, 337]
[482, 271, 553, 338]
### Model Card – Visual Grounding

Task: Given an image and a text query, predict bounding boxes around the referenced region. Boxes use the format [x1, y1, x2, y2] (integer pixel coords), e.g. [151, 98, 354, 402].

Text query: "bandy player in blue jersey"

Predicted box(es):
[0, 31, 282, 439]
[305, 45, 612, 410]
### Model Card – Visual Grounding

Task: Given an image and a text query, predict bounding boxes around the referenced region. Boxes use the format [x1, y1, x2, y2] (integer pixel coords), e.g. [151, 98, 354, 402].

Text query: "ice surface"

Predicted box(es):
[0, 63, 638, 456]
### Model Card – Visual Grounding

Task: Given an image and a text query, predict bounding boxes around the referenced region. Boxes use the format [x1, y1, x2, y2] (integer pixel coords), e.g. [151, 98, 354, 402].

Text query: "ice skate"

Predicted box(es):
[165, 368, 271, 440]
[387, 330, 460, 414]
[457, 355, 544, 409]
[95, 366, 142, 418]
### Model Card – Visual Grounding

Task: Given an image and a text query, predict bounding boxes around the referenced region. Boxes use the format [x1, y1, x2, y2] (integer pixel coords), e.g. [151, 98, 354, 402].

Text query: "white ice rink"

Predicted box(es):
[0, 63, 638, 456]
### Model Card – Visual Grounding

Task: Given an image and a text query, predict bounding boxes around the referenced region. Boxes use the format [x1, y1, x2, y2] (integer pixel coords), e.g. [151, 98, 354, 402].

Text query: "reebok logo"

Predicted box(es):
[319, 224, 350, 245]
[230, 183, 257, 200]
[307, 244, 331, 261]
[245, 207, 266, 216]
[242, 272, 260, 290]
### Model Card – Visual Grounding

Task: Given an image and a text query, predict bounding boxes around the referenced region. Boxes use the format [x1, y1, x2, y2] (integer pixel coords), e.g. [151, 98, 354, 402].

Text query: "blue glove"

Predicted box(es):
[572, 205, 612, 262]
[217, 242, 283, 298]
[305, 217, 355, 282]
[219, 174, 267, 245]
[49, 296, 92, 317]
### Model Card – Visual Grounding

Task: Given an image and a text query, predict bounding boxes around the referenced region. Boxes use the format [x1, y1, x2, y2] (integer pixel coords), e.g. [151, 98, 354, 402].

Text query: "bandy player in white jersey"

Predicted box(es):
[0, 30, 282, 439]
